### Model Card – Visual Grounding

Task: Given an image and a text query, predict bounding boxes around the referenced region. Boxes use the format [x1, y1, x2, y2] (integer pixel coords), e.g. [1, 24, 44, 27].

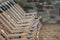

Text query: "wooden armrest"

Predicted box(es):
[22, 13, 36, 19]
[22, 16, 35, 19]
[17, 19, 32, 24]
[15, 23, 31, 27]
[25, 12, 37, 16]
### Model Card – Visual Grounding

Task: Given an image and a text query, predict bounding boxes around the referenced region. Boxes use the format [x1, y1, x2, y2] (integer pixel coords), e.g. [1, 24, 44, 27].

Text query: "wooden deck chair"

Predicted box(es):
[1, 3, 36, 25]
[0, 1, 40, 40]
[0, 13, 38, 33]
[0, 5, 33, 25]
[0, 7, 39, 30]
[0, 9, 41, 33]
[0, 4, 39, 29]
[0, 14, 34, 33]
[0, 7, 41, 31]
[2, 1, 40, 30]
[0, 5, 35, 27]
[0, 12, 39, 35]
[0, 12, 34, 30]
[0, 12, 32, 33]
[0, 15, 38, 33]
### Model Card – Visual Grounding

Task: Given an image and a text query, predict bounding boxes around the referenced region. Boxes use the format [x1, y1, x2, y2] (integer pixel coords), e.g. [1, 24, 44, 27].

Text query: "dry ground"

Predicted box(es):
[39, 24, 60, 40]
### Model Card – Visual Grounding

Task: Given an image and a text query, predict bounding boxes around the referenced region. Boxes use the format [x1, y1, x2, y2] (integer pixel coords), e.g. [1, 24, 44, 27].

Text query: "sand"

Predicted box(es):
[39, 24, 60, 40]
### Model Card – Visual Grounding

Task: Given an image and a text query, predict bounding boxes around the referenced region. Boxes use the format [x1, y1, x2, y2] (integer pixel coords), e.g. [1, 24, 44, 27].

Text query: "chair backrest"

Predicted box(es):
[7, 1, 37, 20]
[2, 2, 34, 23]
[9, 0, 26, 15]
[7, 1, 24, 17]
[6, 2, 23, 19]
[7, 1, 36, 19]
[2, 2, 21, 22]
[1, 3, 18, 22]
[0, 11, 38, 31]
[0, 4, 30, 26]
[4, 1, 27, 20]
[1, 3, 35, 27]
[7, 1, 25, 16]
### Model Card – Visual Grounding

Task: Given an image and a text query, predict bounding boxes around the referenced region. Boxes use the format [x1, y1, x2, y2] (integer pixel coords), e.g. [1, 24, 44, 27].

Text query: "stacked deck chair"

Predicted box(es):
[0, 0, 42, 40]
